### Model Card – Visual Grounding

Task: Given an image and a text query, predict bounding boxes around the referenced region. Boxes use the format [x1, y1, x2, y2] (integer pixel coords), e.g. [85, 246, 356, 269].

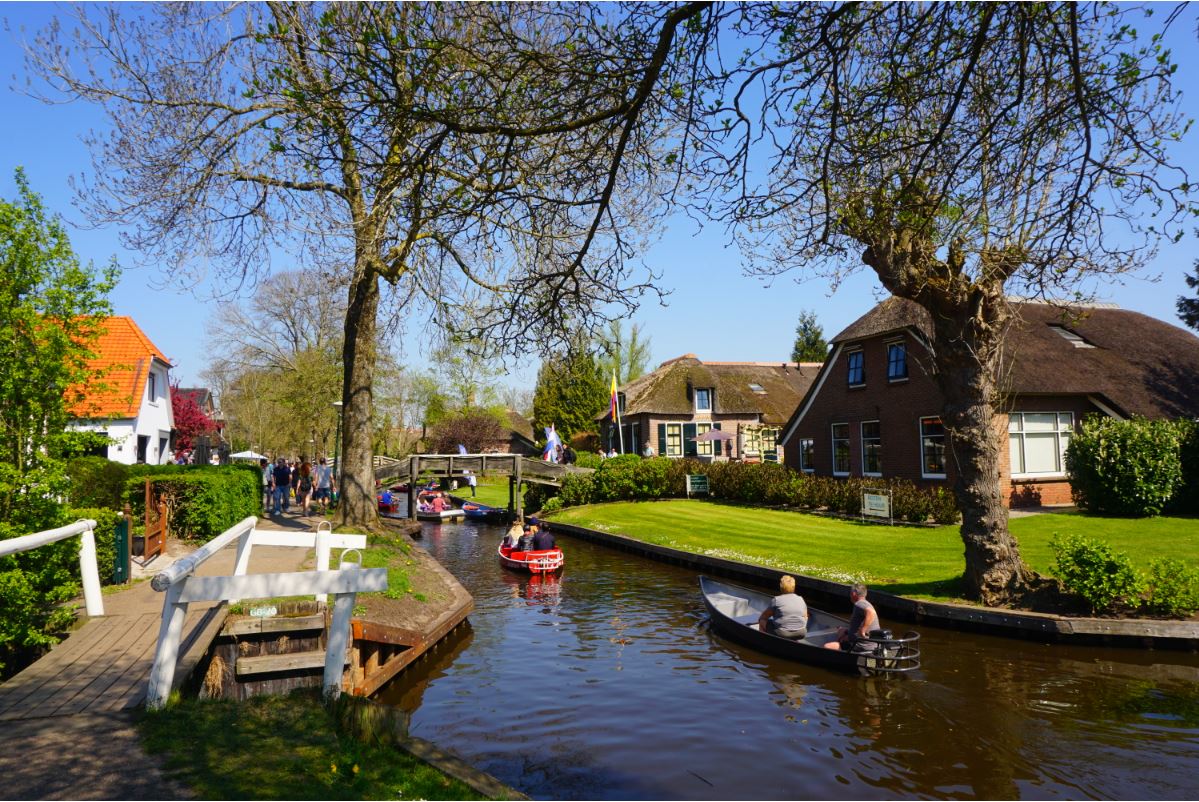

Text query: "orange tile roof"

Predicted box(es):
[68, 316, 172, 419]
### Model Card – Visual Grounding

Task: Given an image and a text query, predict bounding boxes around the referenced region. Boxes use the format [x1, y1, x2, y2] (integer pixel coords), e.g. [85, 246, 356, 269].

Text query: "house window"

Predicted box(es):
[617, 393, 626, 414]
[846, 350, 864, 386]
[887, 342, 908, 381]
[1009, 412, 1073, 476]
[147, 371, 157, 402]
[921, 417, 946, 478]
[695, 387, 713, 412]
[799, 439, 815, 472]
[697, 423, 713, 456]
[666, 423, 683, 457]
[861, 421, 882, 475]
[832, 423, 851, 475]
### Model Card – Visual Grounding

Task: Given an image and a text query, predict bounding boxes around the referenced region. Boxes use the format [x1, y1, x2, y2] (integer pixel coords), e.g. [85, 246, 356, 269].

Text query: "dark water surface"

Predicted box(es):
[374, 520, 1199, 800]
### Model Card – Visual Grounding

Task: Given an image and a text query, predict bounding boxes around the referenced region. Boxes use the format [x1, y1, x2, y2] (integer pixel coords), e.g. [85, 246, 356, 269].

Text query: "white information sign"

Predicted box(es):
[862, 489, 892, 522]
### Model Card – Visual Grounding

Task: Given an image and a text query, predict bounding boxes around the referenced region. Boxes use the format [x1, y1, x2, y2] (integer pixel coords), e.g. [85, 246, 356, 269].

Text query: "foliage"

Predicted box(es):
[596, 320, 652, 384]
[532, 345, 609, 443]
[1050, 533, 1143, 614]
[1172, 420, 1199, 516]
[539, 496, 564, 514]
[571, 438, 604, 465]
[1066, 416, 1187, 516]
[64, 456, 131, 510]
[790, 309, 828, 362]
[1178, 261, 1199, 332]
[126, 466, 260, 541]
[64, 506, 121, 586]
[170, 385, 218, 453]
[426, 408, 507, 454]
[1143, 559, 1199, 618]
[591, 455, 672, 501]
[557, 472, 597, 507]
[138, 690, 486, 800]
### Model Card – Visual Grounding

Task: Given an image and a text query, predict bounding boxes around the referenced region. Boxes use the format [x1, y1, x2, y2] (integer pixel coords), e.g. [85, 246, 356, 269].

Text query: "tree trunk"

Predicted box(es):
[337, 265, 380, 529]
[928, 308, 1036, 605]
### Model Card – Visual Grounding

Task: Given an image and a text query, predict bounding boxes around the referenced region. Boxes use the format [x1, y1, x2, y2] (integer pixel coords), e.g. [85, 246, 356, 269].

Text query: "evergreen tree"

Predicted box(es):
[532, 347, 608, 442]
[1178, 261, 1199, 332]
[790, 310, 828, 362]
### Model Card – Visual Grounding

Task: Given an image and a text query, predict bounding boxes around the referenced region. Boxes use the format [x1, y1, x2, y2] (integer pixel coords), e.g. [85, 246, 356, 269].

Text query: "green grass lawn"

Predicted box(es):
[140, 691, 487, 800]
[547, 499, 1199, 602]
[451, 476, 513, 508]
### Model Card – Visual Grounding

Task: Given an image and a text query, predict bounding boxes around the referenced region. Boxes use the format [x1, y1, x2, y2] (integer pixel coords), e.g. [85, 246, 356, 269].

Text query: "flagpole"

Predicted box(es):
[613, 370, 624, 454]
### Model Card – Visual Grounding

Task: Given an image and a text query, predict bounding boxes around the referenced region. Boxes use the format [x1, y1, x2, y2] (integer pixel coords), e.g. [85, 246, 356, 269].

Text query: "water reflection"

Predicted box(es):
[374, 521, 1199, 800]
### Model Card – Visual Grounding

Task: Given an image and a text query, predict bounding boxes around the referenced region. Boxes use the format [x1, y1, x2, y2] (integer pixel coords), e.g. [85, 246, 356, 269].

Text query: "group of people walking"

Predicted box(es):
[261, 456, 336, 517]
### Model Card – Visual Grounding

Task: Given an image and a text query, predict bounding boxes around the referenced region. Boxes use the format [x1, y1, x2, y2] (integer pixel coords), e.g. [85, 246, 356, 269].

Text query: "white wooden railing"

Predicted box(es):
[146, 516, 387, 709]
[0, 519, 104, 617]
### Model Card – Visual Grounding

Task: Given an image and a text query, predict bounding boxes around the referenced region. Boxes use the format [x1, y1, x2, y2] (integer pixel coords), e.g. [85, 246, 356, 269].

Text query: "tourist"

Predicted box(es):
[260, 458, 271, 512]
[314, 457, 335, 515]
[503, 521, 522, 549]
[642, 442, 655, 458]
[296, 461, 314, 515]
[270, 457, 291, 515]
[824, 583, 880, 651]
[563, 445, 577, 465]
[757, 575, 808, 640]
[430, 493, 448, 514]
[607, 447, 618, 458]
[531, 524, 555, 551]
[465, 469, 477, 497]
[517, 525, 536, 552]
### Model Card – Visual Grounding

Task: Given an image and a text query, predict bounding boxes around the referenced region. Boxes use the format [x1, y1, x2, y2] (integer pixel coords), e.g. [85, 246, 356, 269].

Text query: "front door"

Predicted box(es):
[137, 435, 149, 464]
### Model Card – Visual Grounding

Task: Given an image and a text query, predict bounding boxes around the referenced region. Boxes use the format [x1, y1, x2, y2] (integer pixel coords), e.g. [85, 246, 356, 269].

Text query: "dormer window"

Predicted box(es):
[617, 392, 626, 415]
[695, 387, 713, 412]
[748, 383, 766, 394]
[1049, 325, 1095, 348]
[846, 350, 865, 387]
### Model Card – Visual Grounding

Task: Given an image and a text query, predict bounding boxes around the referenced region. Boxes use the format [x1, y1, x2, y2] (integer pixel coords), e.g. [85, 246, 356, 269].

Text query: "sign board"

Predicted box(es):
[686, 474, 710, 497]
[249, 605, 278, 618]
[862, 489, 893, 523]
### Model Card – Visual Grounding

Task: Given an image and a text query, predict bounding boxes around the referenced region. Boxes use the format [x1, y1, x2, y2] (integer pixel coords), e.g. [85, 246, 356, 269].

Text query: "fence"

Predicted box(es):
[0, 519, 104, 617]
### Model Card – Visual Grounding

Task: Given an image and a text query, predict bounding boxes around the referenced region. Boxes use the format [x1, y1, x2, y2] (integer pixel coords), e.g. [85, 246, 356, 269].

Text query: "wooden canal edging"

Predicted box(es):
[547, 519, 1199, 650]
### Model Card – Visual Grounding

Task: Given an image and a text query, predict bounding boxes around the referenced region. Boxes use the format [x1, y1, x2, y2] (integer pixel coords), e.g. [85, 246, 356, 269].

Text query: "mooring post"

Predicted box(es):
[514, 458, 523, 521]
[408, 455, 418, 519]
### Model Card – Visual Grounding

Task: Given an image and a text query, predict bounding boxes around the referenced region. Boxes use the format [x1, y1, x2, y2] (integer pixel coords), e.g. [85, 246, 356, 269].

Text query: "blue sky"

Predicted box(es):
[3, 4, 1197, 391]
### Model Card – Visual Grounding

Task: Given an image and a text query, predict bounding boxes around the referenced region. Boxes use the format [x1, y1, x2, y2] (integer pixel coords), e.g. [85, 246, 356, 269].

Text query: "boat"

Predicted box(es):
[416, 506, 465, 522]
[377, 490, 401, 514]
[462, 500, 508, 522]
[699, 575, 920, 676]
[498, 542, 565, 574]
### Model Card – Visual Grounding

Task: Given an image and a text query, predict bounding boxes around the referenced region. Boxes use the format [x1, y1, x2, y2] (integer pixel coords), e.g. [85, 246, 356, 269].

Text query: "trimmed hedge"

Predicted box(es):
[536, 457, 960, 524]
[125, 465, 260, 541]
[1066, 416, 1190, 517]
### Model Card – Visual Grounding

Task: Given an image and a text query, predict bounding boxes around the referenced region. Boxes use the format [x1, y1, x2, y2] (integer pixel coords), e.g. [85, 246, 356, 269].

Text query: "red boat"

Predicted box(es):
[497, 542, 564, 574]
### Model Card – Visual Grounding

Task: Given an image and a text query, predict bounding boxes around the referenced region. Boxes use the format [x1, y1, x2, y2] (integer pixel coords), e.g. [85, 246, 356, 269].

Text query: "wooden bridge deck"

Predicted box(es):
[0, 538, 309, 721]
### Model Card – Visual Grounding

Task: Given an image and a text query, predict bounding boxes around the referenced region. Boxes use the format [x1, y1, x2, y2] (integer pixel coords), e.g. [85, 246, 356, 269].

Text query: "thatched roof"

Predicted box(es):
[604, 354, 822, 425]
[831, 297, 1199, 419]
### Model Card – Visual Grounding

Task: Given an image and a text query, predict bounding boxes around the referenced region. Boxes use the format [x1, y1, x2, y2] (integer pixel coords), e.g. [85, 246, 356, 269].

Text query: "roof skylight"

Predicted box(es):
[1049, 325, 1095, 349]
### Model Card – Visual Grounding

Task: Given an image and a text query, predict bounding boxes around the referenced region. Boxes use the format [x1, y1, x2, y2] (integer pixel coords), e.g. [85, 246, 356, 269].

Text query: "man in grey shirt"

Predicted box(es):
[758, 575, 808, 639]
[824, 582, 880, 651]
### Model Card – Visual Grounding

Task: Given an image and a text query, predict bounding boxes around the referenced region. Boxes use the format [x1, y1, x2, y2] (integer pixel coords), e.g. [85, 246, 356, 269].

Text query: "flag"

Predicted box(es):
[457, 444, 468, 456]
[543, 425, 561, 462]
[609, 371, 618, 421]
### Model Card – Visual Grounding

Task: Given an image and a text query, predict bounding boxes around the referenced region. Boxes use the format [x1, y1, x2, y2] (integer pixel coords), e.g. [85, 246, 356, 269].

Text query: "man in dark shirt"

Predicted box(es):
[823, 582, 879, 651]
[271, 458, 292, 515]
[531, 524, 555, 551]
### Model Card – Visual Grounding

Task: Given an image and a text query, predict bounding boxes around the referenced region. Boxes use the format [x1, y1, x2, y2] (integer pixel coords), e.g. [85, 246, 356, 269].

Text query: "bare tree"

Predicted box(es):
[27, 2, 707, 527]
[679, 3, 1191, 603]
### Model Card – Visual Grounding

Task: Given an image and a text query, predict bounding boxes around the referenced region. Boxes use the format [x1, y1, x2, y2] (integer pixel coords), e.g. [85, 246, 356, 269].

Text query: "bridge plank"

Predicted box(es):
[0, 616, 131, 715]
[47, 613, 161, 717]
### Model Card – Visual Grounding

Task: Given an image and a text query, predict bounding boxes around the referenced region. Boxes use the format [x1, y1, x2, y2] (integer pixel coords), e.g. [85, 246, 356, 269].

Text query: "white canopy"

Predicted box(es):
[229, 450, 266, 461]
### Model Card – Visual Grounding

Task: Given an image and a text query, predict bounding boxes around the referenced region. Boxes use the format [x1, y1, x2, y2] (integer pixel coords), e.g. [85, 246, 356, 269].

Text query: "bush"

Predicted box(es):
[126, 466, 260, 541]
[557, 473, 596, 507]
[1051, 532, 1143, 614]
[523, 482, 556, 514]
[1171, 420, 1199, 515]
[64, 457, 130, 510]
[592, 455, 671, 501]
[63, 507, 122, 586]
[926, 486, 961, 525]
[1142, 558, 1199, 618]
[1066, 416, 1187, 516]
[572, 450, 604, 470]
[539, 496, 564, 514]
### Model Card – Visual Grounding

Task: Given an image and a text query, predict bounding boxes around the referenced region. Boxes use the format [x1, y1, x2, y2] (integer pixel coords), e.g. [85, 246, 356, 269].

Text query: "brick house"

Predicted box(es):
[779, 297, 1199, 506]
[600, 355, 821, 461]
[67, 316, 175, 465]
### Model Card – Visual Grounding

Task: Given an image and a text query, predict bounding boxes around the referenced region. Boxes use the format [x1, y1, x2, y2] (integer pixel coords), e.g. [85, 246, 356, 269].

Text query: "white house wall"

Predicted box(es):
[69, 359, 174, 465]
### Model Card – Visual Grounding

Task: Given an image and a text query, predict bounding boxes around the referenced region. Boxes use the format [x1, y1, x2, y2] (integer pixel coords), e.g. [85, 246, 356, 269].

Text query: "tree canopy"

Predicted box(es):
[532, 346, 608, 444]
[790, 311, 828, 363]
[1178, 262, 1199, 332]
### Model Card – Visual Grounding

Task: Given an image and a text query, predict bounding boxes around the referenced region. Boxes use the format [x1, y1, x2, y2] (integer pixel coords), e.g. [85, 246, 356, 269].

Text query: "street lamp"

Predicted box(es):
[331, 401, 344, 504]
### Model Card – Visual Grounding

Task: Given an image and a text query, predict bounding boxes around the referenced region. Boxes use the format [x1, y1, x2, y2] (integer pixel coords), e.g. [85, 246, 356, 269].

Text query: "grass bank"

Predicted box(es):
[547, 500, 1199, 602]
[140, 690, 488, 800]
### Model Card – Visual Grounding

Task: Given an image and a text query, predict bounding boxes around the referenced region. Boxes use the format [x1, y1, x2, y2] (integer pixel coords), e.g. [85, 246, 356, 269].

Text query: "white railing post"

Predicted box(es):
[77, 524, 104, 617]
[315, 522, 332, 604]
[323, 549, 362, 701]
[230, 523, 255, 605]
[146, 581, 189, 710]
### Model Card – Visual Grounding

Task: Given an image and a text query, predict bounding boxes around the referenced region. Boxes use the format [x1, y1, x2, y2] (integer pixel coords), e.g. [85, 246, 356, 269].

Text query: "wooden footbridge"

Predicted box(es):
[376, 453, 592, 519]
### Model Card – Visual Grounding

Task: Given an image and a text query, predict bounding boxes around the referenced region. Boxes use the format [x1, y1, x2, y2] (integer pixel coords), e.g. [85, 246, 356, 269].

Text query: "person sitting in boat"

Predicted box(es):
[517, 525, 536, 552]
[429, 493, 448, 514]
[531, 524, 555, 551]
[757, 574, 808, 640]
[823, 582, 880, 651]
[502, 522, 523, 549]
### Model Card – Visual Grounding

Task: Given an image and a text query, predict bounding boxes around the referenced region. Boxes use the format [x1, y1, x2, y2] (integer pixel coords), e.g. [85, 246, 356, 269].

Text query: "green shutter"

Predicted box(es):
[683, 423, 698, 457]
[658, 423, 667, 456]
[713, 422, 722, 456]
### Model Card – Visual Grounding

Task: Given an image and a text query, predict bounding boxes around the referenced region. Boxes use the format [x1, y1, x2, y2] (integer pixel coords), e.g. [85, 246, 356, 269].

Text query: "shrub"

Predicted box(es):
[572, 450, 604, 470]
[926, 486, 961, 525]
[1066, 416, 1186, 516]
[63, 507, 122, 586]
[1171, 419, 1199, 515]
[592, 455, 671, 501]
[64, 457, 130, 510]
[523, 483, 556, 514]
[539, 496, 564, 514]
[557, 473, 596, 507]
[1051, 532, 1143, 614]
[1142, 558, 1199, 618]
[126, 466, 260, 541]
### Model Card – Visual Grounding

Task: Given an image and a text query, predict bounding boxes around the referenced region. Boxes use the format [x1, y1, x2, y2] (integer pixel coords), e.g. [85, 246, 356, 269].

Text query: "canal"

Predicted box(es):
[375, 518, 1199, 800]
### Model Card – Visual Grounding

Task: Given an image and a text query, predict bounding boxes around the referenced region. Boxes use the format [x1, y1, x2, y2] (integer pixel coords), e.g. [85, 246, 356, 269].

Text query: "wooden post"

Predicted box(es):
[78, 524, 104, 617]
[324, 589, 357, 701]
[315, 524, 331, 604]
[408, 455, 419, 519]
[146, 581, 189, 709]
[514, 458, 523, 521]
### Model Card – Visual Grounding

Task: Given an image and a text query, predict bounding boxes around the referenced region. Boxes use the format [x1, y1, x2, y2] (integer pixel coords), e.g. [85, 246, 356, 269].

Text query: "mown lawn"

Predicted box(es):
[547, 500, 1199, 602]
[451, 476, 514, 509]
[140, 691, 488, 800]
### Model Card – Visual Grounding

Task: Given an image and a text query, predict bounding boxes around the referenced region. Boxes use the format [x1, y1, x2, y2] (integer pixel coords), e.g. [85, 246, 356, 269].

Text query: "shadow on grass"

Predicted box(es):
[874, 575, 968, 601]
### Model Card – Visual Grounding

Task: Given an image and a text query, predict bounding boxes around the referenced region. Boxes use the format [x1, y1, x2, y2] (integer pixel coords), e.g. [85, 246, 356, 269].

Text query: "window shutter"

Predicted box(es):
[658, 423, 667, 456]
[713, 422, 722, 456]
[683, 423, 698, 457]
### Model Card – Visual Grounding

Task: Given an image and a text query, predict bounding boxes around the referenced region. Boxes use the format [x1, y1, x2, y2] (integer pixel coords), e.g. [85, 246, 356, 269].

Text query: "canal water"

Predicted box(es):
[375, 519, 1199, 800]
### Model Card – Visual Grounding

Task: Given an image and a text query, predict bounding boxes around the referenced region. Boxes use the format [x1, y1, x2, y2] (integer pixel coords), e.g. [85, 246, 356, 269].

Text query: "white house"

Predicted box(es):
[68, 316, 175, 465]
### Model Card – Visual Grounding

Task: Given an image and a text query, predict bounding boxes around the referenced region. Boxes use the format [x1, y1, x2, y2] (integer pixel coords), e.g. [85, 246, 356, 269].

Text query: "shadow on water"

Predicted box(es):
[374, 520, 1199, 800]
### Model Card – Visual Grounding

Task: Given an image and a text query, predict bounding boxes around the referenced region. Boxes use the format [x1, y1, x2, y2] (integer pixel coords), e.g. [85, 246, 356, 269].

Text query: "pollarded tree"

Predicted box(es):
[27, 3, 705, 528]
[681, 3, 1191, 603]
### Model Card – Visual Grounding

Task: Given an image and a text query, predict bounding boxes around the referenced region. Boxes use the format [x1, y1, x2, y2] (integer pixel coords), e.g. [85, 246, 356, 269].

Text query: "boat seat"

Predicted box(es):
[732, 613, 760, 626]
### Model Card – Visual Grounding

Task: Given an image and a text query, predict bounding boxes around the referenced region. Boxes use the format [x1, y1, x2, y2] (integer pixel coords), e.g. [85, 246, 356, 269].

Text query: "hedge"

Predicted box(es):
[125, 466, 260, 541]
[1066, 416, 1191, 517]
